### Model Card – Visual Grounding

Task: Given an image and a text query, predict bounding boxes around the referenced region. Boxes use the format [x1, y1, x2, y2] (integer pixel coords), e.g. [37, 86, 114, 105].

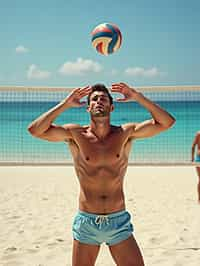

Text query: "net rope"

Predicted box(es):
[1, 85, 200, 166]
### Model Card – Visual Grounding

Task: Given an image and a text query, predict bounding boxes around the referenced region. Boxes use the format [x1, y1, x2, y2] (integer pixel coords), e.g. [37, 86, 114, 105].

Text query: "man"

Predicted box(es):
[28, 82, 175, 266]
[191, 131, 200, 203]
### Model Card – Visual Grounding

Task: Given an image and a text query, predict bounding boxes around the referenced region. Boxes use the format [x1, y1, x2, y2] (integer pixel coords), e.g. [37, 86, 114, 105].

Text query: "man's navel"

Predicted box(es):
[99, 195, 108, 200]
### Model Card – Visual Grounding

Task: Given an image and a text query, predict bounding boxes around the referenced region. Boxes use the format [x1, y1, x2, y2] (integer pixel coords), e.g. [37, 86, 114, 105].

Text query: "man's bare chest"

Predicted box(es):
[71, 137, 131, 168]
[80, 139, 122, 162]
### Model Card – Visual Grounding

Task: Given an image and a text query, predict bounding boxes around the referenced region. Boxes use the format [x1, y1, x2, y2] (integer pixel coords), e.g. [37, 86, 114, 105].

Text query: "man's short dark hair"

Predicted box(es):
[87, 84, 113, 105]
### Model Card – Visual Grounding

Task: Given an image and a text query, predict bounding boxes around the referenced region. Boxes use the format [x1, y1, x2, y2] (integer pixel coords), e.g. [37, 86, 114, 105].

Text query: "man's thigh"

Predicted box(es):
[109, 235, 145, 266]
[72, 239, 100, 266]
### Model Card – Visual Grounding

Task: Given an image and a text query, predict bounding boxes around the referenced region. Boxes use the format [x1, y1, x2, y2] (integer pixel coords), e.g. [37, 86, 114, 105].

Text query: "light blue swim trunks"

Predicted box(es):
[72, 210, 133, 246]
[195, 155, 200, 162]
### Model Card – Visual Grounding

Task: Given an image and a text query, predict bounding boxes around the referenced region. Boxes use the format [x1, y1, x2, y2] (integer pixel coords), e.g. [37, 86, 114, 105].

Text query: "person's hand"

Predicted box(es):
[111, 82, 141, 102]
[64, 86, 92, 107]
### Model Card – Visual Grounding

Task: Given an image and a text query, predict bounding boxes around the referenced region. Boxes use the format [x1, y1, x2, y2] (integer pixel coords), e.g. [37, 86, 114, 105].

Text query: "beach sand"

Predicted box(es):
[0, 166, 200, 266]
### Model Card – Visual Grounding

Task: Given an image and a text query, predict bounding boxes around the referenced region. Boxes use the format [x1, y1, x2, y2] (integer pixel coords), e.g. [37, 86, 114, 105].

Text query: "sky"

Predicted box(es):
[0, 0, 200, 88]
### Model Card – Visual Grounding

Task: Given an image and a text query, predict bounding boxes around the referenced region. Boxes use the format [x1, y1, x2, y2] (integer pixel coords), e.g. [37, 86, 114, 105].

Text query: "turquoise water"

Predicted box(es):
[1, 90, 200, 164]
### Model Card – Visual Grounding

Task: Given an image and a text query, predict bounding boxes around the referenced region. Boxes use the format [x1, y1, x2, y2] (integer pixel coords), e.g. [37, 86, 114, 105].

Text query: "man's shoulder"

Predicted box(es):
[195, 131, 200, 138]
[193, 132, 200, 145]
[121, 122, 138, 130]
[113, 123, 138, 138]
[63, 124, 89, 132]
[62, 123, 83, 131]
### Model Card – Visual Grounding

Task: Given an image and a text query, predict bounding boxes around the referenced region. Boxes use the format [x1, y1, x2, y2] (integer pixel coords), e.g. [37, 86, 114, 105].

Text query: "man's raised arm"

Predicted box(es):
[111, 82, 176, 139]
[27, 86, 91, 141]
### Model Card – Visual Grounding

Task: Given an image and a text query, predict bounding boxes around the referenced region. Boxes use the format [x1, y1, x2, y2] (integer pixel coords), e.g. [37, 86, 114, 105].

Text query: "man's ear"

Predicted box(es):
[87, 105, 90, 112]
[110, 104, 114, 112]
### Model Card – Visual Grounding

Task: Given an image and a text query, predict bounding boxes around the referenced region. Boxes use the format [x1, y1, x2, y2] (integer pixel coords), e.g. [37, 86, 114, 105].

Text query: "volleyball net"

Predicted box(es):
[0, 85, 200, 166]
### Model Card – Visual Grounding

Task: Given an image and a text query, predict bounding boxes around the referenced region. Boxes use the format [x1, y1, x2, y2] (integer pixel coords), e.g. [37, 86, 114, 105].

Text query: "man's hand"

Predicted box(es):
[111, 82, 140, 102]
[64, 86, 92, 107]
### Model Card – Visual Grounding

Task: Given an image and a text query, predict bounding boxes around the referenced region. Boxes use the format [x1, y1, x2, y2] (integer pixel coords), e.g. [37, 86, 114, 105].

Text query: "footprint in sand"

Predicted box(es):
[47, 242, 57, 247]
[56, 238, 64, 242]
[47, 238, 65, 248]
[5, 247, 17, 252]
[26, 247, 40, 253]
[2, 247, 19, 262]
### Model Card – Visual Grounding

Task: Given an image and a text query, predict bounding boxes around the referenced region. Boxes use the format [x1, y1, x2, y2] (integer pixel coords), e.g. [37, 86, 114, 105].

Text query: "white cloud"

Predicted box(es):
[124, 67, 161, 78]
[58, 57, 103, 76]
[110, 69, 118, 76]
[27, 64, 51, 80]
[16, 45, 29, 53]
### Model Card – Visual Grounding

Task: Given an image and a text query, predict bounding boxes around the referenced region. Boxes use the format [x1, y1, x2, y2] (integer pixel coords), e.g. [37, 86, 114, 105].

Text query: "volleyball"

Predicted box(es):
[91, 23, 122, 56]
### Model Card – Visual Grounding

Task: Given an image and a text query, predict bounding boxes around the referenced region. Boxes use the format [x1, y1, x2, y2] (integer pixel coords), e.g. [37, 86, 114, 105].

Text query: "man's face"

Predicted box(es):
[87, 91, 114, 117]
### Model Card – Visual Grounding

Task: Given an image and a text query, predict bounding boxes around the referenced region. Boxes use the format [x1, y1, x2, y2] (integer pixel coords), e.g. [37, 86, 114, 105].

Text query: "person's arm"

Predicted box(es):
[192, 134, 198, 162]
[27, 86, 91, 142]
[111, 82, 176, 139]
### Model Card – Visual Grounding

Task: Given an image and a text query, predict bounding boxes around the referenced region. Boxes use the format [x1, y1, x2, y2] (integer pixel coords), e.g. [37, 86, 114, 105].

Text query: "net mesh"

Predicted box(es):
[1, 85, 200, 165]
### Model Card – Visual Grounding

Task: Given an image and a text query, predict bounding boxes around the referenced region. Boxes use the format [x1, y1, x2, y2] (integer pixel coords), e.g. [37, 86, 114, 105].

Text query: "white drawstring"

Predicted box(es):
[95, 215, 109, 228]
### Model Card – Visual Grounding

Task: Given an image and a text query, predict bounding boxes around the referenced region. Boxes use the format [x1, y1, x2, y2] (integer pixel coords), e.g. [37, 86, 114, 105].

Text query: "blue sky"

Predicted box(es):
[0, 0, 200, 87]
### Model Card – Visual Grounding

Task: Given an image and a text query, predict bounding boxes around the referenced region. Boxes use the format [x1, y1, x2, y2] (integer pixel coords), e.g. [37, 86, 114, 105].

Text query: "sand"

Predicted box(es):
[0, 166, 200, 266]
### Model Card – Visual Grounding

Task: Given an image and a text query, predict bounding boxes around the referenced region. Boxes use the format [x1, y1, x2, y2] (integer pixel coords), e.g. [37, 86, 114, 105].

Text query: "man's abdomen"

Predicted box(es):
[79, 185, 125, 214]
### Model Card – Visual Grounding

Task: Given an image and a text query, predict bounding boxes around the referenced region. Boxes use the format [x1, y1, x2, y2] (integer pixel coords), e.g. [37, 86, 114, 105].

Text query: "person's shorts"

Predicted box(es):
[195, 155, 200, 162]
[72, 210, 133, 246]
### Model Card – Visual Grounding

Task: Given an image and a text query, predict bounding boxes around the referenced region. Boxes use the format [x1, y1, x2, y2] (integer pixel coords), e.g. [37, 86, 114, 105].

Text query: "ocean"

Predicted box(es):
[1, 90, 200, 164]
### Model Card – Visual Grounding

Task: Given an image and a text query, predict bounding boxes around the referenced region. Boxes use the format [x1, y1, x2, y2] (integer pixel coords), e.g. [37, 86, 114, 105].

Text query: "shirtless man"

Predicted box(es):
[28, 82, 175, 266]
[192, 131, 200, 203]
